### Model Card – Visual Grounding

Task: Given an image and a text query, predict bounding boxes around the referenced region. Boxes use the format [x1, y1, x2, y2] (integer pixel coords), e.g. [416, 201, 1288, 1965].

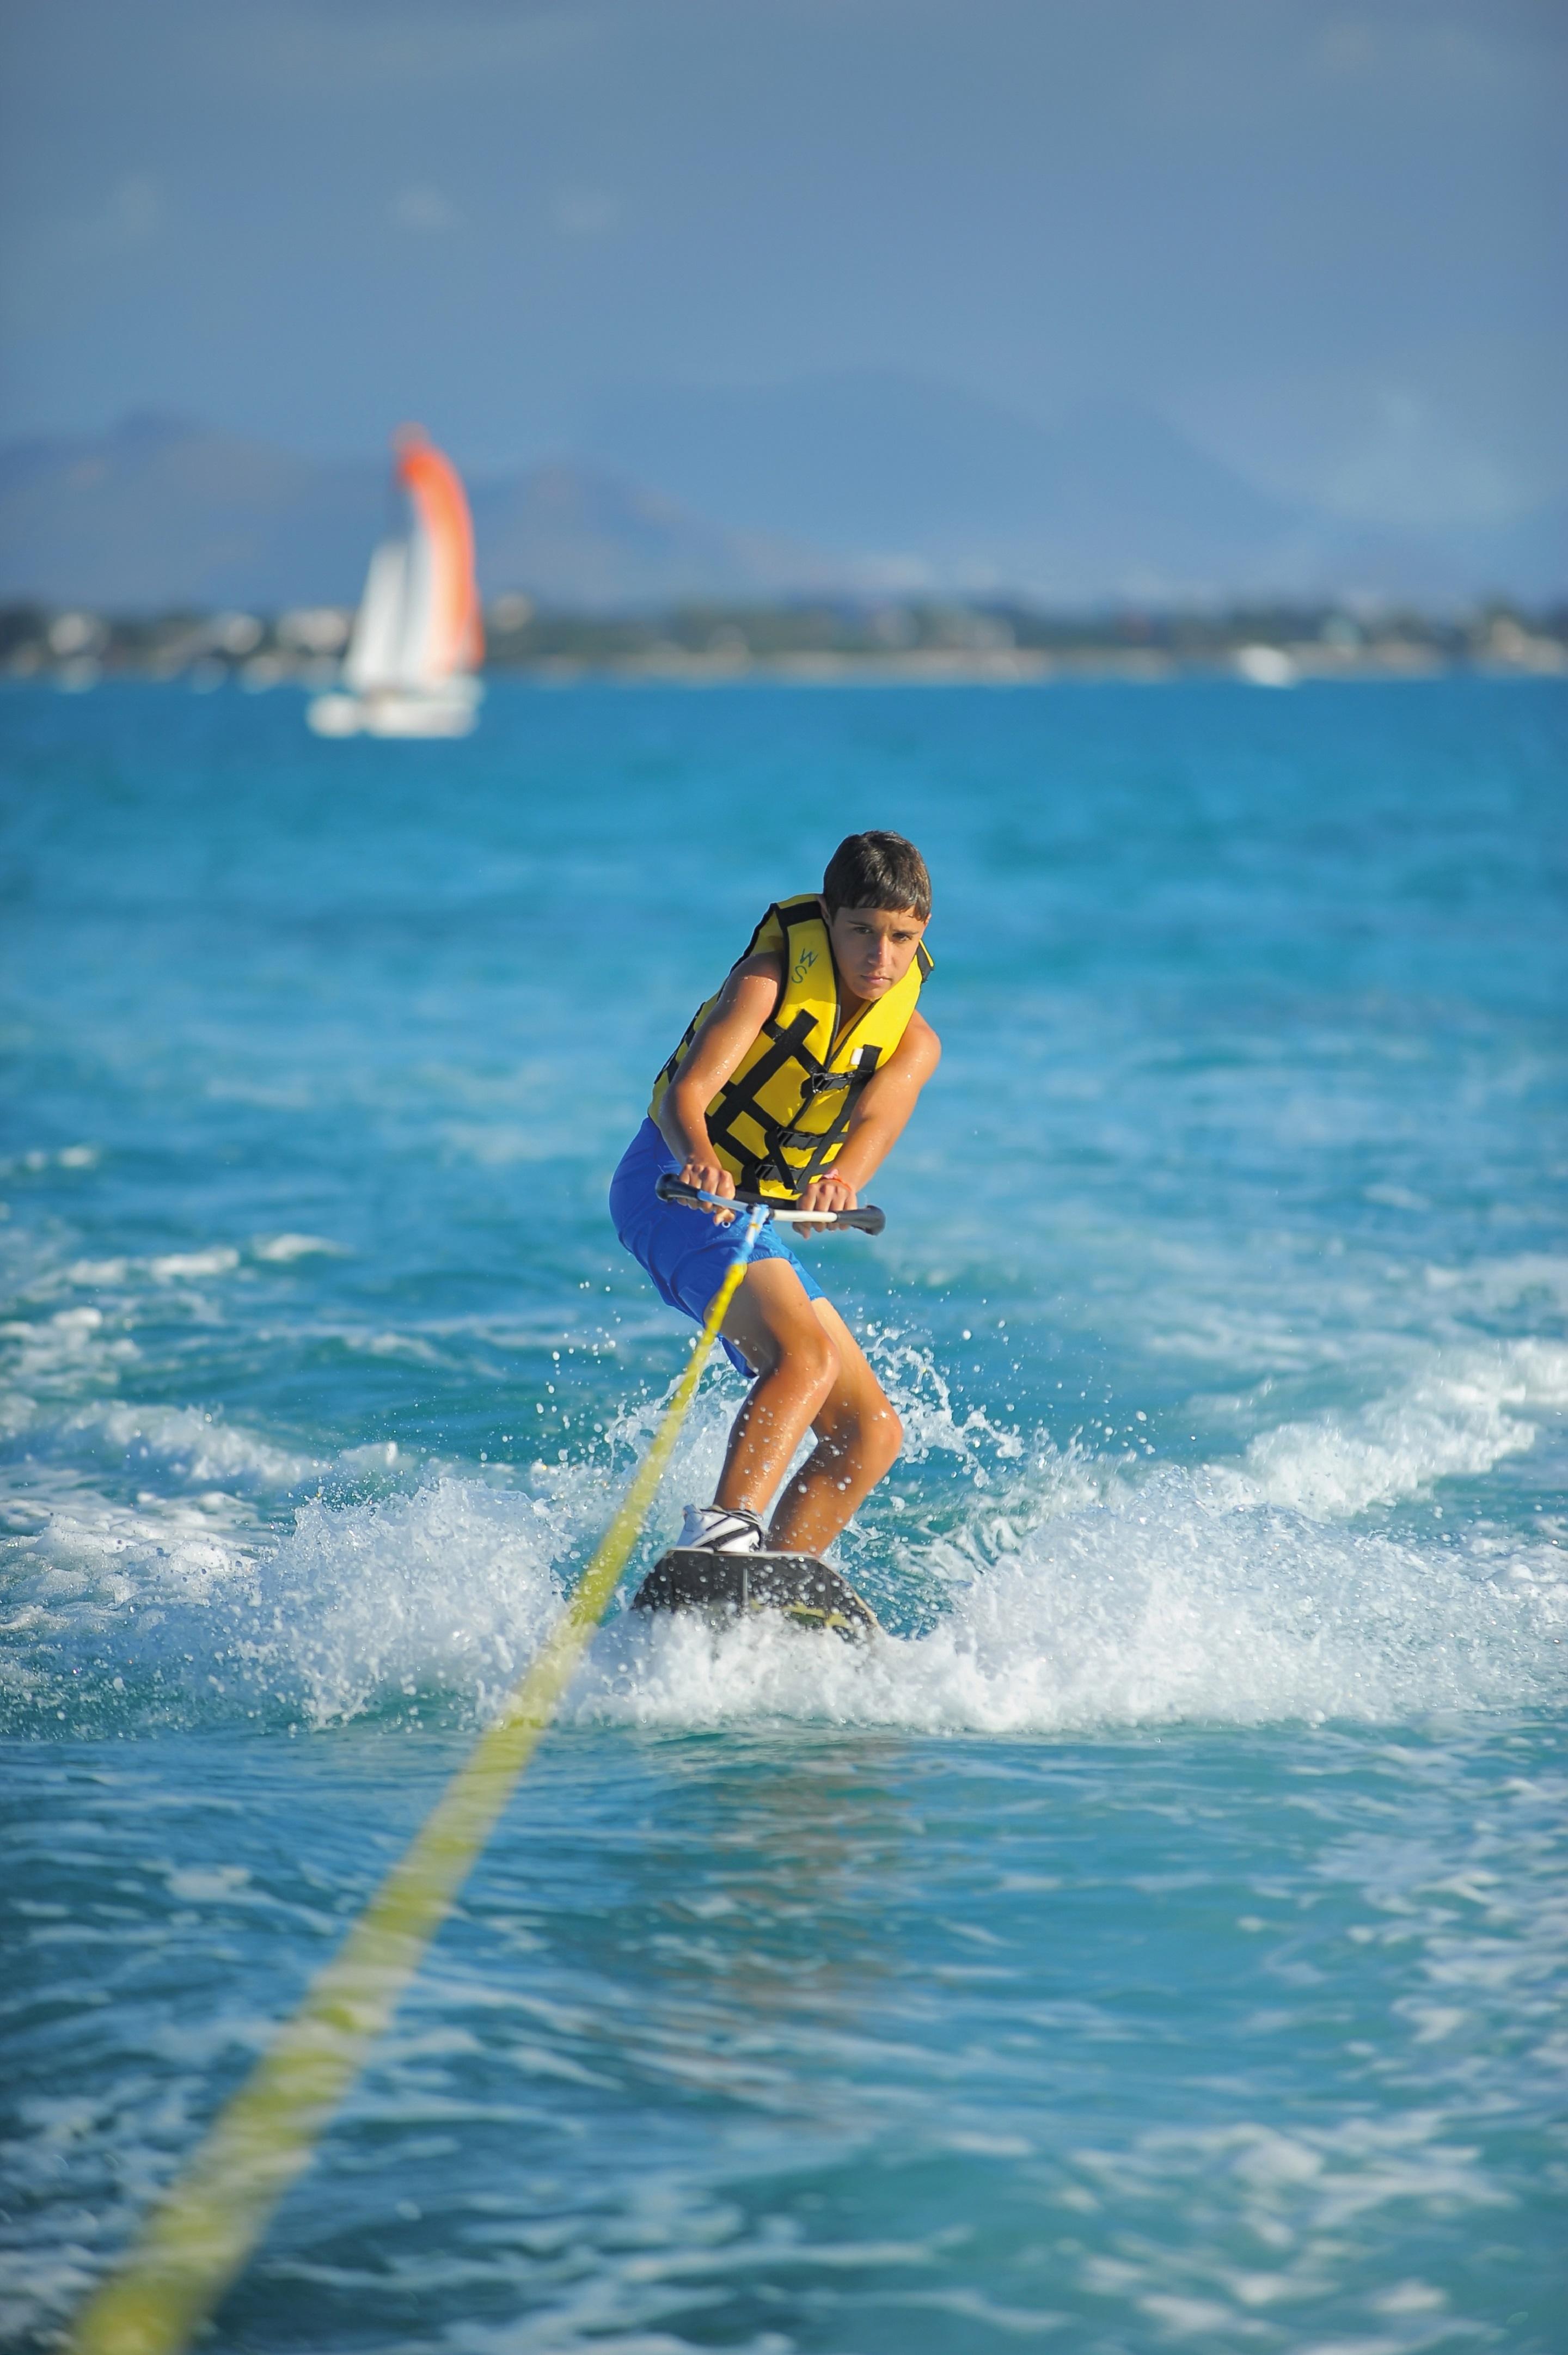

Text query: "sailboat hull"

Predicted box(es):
[305, 693, 365, 737]
[307, 683, 483, 739]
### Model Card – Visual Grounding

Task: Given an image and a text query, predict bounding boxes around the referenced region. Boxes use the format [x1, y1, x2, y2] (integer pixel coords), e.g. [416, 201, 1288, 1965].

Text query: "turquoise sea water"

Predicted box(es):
[2, 677, 1565, 2352]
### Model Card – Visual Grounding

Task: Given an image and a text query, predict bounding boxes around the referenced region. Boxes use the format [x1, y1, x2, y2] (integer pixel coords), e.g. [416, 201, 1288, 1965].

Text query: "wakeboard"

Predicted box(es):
[632, 1549, 880, 1640]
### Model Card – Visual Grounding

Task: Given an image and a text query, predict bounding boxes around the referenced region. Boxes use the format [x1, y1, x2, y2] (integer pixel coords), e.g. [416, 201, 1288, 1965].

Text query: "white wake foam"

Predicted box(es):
[575, 1473, 1565, 1736]
[56, 1400, 320, 1489]
[0, 1305, 138, 1411]
[4, 1339, 1564, 1737]
[267, 1480, 566, 1725]
[1215, 1339, 1568, 1518]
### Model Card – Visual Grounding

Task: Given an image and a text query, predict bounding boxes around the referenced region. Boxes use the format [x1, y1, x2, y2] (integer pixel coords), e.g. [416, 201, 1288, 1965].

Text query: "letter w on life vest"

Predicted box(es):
[791, 947, 818, 983]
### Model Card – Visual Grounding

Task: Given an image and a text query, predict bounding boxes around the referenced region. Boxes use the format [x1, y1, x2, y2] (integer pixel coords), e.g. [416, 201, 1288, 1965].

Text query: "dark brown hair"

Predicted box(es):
[822, 831, 932, 921]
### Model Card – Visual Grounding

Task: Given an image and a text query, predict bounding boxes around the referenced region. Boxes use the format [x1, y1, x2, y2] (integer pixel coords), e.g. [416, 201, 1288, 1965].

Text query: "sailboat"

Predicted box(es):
[308, 426, 485, 738]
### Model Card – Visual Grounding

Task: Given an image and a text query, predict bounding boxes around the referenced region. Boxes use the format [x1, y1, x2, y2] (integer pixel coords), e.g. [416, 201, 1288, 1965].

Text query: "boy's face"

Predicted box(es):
[823, 901, 928, 1002]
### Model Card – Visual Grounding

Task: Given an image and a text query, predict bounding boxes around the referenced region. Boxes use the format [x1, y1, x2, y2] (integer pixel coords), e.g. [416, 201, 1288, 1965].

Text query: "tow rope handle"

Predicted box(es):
[655, 1170, 886, 1235]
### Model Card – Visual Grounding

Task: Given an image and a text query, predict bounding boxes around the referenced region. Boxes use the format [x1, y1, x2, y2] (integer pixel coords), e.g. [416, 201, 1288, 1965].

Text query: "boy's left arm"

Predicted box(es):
[798, 1012, 941, 1218]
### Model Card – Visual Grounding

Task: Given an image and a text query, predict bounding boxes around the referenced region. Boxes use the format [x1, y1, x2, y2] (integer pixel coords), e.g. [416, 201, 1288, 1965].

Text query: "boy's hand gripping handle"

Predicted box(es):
[656, 1171, 886, 1235]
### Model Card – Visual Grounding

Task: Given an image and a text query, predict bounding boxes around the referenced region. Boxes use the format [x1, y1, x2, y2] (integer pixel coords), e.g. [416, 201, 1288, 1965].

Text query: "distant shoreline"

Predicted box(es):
[5, 597, 1565, 692]
[9, 659, 1567, 698]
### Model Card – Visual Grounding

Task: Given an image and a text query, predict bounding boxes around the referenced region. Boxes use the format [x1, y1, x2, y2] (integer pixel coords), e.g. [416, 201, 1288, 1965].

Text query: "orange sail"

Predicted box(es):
[394, 425, 484, 680]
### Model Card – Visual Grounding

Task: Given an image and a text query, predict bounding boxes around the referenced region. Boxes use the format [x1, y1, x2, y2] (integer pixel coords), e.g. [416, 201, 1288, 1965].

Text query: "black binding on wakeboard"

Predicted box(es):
[632, 1549, 880, 1639]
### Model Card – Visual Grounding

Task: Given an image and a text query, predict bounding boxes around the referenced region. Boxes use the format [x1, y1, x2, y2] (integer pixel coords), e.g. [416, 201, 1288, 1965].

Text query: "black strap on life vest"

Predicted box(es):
[707, 1023, 882, 1197]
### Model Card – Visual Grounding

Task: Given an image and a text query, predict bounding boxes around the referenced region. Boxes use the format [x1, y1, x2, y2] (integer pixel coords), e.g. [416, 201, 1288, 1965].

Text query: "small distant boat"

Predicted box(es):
[308, 427, 484, 738]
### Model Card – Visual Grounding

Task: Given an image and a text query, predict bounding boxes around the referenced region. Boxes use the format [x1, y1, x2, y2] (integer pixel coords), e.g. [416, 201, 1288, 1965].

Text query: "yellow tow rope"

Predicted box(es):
[69, 1204, 768, 2355]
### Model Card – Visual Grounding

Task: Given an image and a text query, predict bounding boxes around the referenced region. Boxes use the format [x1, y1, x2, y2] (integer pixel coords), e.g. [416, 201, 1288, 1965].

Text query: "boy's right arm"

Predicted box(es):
[654, 952, 783, 1208]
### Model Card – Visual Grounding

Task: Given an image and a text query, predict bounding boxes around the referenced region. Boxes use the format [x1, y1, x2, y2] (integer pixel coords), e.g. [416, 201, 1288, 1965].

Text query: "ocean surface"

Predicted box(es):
[2, 675, 1565, 2354]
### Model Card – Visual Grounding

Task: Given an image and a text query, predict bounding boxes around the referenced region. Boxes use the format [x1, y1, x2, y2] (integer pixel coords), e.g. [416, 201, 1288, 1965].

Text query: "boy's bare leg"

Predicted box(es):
[714, 1268, 902, 1553]
[765, 1302, 902, 1555]
[712, 1261, 841, 1519]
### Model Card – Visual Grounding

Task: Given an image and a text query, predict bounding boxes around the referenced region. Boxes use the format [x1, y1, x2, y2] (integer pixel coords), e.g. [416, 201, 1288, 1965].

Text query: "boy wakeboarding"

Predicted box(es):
[610, 831, 939, 1560]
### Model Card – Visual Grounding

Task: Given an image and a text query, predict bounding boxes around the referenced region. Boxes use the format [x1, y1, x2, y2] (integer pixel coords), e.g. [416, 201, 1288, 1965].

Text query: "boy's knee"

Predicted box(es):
[799, 1325, 840, 1398]
[867, 1401, 903, 1473]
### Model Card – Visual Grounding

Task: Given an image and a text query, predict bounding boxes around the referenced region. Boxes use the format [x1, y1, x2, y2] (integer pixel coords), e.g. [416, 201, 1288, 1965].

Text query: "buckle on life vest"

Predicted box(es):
[798, 1071, 852, 1100]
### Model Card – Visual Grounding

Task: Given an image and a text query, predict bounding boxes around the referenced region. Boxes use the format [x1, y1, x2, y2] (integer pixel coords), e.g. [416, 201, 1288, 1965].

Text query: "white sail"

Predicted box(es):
[342, 540, 408, 693]
[393, 518, 438, 689]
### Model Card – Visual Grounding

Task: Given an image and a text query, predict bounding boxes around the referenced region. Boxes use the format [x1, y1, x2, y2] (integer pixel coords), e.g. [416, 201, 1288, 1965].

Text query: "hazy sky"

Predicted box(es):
[1, 0, 1563, 524]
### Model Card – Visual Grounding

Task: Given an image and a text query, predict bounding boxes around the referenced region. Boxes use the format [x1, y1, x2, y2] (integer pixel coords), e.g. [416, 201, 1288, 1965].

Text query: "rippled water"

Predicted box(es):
[3, 677, 1565, 2351]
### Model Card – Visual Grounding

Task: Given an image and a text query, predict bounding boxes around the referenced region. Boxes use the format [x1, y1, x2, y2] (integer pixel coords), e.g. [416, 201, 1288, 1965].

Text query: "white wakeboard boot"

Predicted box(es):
[677, 1503, 765, 1554]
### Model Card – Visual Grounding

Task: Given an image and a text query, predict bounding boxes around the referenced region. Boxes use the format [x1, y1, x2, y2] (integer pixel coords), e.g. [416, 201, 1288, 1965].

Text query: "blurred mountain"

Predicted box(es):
[1, 390, 1563, 611]
[1447, 493, 1568, 605]
[0, 415, 839, 611]
[0, 419, 838, 612]
[0, 414, 384, 609]
[584, 375, 1304, 595]
[583, 372, 1568, 604]
[469, 464, 839, 608]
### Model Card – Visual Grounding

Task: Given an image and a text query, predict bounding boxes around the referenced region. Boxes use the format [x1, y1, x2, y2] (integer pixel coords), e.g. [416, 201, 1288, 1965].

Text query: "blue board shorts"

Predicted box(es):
[610, 1117, 824, 1376]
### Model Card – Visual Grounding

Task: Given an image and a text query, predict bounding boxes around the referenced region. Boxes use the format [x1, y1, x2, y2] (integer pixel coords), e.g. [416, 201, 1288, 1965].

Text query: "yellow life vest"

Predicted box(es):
[651, 894, 933, 1200]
